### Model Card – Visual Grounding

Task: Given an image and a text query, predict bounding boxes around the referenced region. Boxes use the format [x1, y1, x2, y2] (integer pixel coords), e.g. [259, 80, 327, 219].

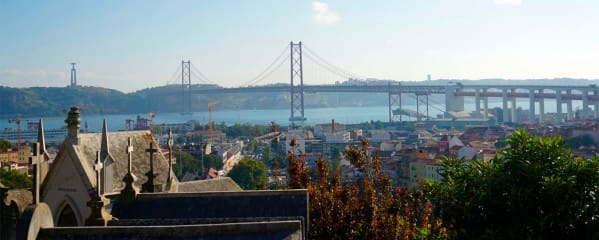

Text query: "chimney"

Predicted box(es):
[331, 119, 336, 134]
[65, 107, 81, 145]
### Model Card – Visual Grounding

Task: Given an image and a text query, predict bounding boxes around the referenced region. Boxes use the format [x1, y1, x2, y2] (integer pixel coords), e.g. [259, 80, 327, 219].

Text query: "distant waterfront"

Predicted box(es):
[0, 99, 583, 132]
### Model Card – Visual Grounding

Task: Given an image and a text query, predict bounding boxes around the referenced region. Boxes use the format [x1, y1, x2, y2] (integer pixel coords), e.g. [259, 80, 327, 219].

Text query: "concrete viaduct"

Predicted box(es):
[164, 83, 599, 124]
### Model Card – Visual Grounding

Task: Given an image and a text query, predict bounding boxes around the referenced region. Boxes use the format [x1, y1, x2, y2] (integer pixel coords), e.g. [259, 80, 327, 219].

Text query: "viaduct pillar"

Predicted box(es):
[483, 88, 488, 120]
[566, 89, 573, 120]
[556, 89, 563, 124]
[502, 89, 508, 123]
[444, 84, 464, 118]
[595, 91, 599, 119]
[529, 89, 536, 123]
[475, 88, 481, 114]
[511, 89, 517, 123]
[538, 89, 544, 124]
[582, 90, 589, 119]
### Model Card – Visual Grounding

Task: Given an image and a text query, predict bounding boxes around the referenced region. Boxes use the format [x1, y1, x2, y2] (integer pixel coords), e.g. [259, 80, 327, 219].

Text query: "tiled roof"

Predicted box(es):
[75, 130, 176, 193]
[177, 177, 242, 192]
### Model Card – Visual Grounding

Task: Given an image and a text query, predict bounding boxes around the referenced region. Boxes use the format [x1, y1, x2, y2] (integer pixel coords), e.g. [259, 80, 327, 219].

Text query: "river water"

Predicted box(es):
[0, 99, 583, 132]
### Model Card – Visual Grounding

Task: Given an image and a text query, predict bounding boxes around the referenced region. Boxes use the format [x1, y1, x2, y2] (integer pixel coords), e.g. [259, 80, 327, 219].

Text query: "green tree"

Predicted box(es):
[426, 129, 599, 239]
[566, 134, 597, 149]
[228, 158, 268, 190]
[0, 168, 32, 189]
[203, 154, 223, 170]
[0, 138, 11, 150]
[172, 151, 202, 177]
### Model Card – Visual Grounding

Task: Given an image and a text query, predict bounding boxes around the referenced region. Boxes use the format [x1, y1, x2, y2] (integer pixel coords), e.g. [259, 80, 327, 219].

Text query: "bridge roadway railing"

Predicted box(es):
[157, 84, 599, 96]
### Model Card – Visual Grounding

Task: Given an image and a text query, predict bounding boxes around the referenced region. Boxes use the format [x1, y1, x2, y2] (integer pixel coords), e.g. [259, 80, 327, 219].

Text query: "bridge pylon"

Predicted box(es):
[289, 41, 306, 122]
[181, 60, 191, 113]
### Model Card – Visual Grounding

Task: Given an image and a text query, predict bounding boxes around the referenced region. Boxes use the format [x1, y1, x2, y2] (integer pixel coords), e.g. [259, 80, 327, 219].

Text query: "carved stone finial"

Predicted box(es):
[65, 107, 81, 144]
[167, 129, 173, 180]
[165, 129, 174, 192]
[120, 137, 137, 204]
[94, 151, 103, 196]
[85, 195, 112, 226]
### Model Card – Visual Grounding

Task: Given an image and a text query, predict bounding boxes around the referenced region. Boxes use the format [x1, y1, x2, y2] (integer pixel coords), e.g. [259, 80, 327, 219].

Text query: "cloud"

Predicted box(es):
[312, 1, 339, 25]
[494, 0, 522, 6]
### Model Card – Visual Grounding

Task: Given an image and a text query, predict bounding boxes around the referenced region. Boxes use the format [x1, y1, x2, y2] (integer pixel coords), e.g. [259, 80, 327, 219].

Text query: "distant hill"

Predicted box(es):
[0, 86, 142, 118]
[2, 78, 598, 118]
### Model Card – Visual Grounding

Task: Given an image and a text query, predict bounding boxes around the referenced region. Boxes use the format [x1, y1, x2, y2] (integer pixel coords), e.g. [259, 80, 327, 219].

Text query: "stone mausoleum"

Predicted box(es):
[9, 107, 308, 240]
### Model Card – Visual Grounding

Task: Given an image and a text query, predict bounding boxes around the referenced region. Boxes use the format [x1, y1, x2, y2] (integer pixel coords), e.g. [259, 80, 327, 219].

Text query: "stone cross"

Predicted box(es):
[146, 142, 157, 178]
[126, 137, 133, 173]
[121, 136, 137, 204]
[30, 142, 41, 204]
[94, 151, 103, 196]
[167, 129, 173, 181]
[143, 141, 158, 192]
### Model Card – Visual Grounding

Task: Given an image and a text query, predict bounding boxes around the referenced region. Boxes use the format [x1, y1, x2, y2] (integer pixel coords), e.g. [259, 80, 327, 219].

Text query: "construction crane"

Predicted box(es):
[207, 101, 218, 145]
[8, 113, 22, 147]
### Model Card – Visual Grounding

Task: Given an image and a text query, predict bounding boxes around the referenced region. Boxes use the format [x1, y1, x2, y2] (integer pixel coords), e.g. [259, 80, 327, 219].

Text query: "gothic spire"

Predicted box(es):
[37, 118, 50, 161]
[37, 118, 47, 153]
[100, 119, 109, 161]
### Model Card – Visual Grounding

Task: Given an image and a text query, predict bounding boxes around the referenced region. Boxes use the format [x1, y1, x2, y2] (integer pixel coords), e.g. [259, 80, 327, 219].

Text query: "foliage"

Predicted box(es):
[566, 134, 597, 149]
[225, 123, 268, 138]
[426, 129, 599, 239]
[228, 158, 268, 190]
[0, 138, 11, 150]
[354, 120, 387, 130]
[0, 168, 32, 189]
[172, 151, 202, 177]
[330, 146, 341, 159]
[203, 154, 223, 170]
[288, 139, 447, 240]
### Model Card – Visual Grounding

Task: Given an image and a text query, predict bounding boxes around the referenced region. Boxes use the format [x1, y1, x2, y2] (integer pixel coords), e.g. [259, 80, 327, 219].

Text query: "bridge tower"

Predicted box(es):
[181, 60, 191, 113]
[70, 63, 77, 88]
[289, 42, 306, 122]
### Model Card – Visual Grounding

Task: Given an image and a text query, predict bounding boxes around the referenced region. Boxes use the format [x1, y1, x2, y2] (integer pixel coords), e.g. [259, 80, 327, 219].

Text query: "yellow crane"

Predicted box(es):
[207, 101, 218, 145]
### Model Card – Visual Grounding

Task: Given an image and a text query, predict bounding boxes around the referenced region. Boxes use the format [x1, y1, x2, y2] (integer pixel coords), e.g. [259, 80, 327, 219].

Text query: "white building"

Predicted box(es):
[369, 130, 390, 143]
[324, 132, 350, 144]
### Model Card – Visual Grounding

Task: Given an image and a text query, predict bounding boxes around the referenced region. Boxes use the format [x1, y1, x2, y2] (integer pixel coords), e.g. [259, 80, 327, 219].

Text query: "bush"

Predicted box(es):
[288, 140, 447, 239]
[426, 129, 599, 239]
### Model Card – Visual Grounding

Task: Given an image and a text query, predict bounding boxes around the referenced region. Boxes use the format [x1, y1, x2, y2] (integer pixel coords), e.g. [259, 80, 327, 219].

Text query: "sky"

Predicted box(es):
[1, 0, 598, 93]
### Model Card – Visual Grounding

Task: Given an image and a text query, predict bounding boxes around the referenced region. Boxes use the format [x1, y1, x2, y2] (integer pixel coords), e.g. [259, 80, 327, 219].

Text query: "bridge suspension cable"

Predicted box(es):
[242, 45, 290, 86]
[165, 64, 182, 85]
[302, 43, 364, 80]
[190, 62, 217, 85]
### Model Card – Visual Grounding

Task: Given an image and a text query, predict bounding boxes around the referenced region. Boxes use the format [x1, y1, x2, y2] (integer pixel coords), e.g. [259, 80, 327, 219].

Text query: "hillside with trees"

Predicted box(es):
[2, 78, 599, 118]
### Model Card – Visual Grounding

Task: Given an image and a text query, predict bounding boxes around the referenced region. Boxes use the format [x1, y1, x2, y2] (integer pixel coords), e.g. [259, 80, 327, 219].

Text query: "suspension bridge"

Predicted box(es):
[154, 41, 599, 124]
